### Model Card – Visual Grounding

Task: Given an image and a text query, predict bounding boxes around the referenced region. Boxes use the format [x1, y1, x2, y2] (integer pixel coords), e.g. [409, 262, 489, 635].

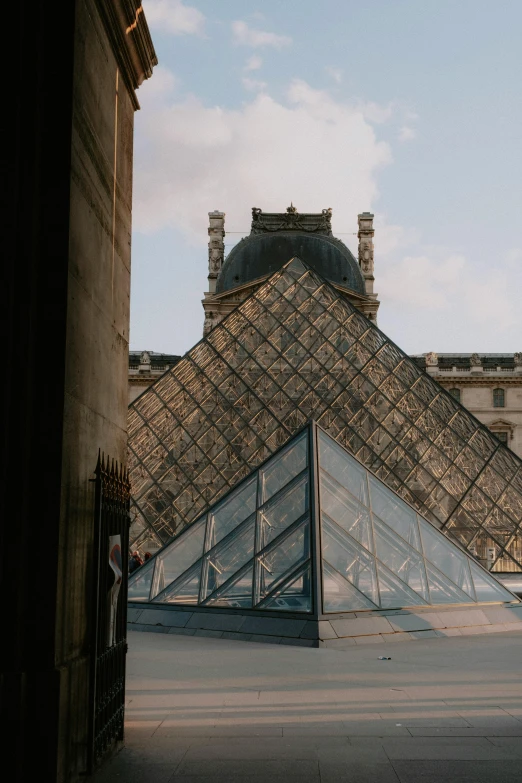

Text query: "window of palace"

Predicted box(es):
[448, 388, 461, 403]
[493, 388, 505, 408]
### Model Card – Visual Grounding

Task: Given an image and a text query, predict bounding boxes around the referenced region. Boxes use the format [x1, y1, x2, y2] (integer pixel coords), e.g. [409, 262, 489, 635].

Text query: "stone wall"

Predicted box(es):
[128, 602, 522, 648]
[1, 2, 156, 781]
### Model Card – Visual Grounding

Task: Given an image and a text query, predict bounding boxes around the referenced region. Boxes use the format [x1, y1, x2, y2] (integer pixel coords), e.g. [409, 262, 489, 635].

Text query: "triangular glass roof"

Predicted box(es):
[128, 423, 517, 613]
[128, 257, 522, 574]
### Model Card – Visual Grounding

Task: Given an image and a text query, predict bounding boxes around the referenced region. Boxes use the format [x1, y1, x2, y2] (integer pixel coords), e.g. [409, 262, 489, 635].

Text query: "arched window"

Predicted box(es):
[448, 388, 461, 403]
[493, 388, 505, 408]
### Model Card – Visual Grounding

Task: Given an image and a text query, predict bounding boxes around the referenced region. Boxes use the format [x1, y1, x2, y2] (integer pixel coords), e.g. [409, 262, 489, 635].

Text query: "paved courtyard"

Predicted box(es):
[94, 628, 522, 782]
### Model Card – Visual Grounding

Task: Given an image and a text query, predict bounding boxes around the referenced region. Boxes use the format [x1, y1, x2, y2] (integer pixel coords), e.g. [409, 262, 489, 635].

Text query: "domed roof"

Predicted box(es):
[216, 207, 365, 296]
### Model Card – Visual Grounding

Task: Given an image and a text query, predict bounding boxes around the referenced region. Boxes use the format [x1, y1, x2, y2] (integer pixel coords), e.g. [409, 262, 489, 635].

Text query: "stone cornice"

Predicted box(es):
[94, 0, 158, 111]
[129, 375, 160, 383]
[436, 376, 522, 386]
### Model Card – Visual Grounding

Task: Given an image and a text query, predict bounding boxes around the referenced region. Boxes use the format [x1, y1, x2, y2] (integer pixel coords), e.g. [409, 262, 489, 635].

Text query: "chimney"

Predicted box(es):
[357, 212, 375, 296]
[207, 210, 225, 294]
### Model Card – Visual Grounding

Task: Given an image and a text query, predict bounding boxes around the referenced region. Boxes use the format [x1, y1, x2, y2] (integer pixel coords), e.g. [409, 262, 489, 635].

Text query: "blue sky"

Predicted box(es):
[131, 0, 522, 356]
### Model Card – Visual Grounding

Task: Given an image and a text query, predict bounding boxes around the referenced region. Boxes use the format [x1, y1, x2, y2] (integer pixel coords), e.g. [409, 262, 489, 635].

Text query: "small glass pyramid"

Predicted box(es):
[128, 256, 522, 575]
[128, 423, 517, 614]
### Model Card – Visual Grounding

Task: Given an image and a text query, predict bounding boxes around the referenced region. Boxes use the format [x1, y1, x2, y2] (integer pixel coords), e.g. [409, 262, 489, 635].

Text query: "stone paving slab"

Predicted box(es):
[390, 759, 522, 783]
[91, 628, 522, 782]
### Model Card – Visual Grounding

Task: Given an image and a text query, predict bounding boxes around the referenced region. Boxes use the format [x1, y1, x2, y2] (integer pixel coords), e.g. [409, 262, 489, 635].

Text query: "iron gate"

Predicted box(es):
[88, 452, 131, 771]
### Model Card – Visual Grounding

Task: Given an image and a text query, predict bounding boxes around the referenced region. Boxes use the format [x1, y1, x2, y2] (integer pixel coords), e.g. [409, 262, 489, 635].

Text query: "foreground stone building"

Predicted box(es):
[3, 2, 156, 781]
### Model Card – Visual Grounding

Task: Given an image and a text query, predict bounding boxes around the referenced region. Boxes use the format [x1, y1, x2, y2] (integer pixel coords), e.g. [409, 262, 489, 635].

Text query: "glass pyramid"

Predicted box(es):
[128, 423, 517, 613]
[128, 257, 522, 573]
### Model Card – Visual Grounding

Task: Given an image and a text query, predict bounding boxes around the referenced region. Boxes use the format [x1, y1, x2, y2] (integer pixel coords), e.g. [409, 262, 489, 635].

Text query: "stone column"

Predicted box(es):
[358, 212, 375, 296]
[207, 210, 225, 294]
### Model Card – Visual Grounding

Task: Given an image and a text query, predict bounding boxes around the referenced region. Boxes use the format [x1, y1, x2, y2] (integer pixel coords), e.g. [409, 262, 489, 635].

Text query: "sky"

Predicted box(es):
[130, 0, 522, 357]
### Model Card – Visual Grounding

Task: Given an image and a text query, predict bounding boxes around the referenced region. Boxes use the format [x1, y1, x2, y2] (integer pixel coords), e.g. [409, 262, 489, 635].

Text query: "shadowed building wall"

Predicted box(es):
[1, 2, 156, 781]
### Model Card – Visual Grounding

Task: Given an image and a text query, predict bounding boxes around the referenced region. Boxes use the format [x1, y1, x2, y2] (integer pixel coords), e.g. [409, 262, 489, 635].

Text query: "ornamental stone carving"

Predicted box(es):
[250, 205, 333, 235]
[514, 353, 522, 366]
[470, 353, 481, 366]
[207, 211, 225, 294]
[359, 242, 373, 273]
[425, 352, 438, 366]
[357, 212, 375, 297]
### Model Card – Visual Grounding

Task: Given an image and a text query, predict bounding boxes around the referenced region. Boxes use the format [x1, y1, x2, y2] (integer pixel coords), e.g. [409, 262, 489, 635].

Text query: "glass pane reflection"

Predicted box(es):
[261, 564, 312, 612]
[259, 433, 308, 503]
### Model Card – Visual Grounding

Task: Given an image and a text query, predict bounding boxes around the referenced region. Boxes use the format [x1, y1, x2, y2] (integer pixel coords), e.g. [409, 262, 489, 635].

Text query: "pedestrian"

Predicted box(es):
[128, 550, 143, 574]
[144, 552, 152, 561]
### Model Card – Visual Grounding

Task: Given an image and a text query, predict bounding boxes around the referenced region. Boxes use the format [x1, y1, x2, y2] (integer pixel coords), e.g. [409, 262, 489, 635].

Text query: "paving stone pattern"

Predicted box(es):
[90, 628, 522, 782]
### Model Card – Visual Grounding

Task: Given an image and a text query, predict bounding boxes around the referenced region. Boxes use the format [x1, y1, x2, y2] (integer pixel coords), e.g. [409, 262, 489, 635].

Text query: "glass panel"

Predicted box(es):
[373, 517, 429, 602]
[285, 256, 308, 277]
[425, 562, 474, 604]
[376, 561, 428, 608]
[261, 563, 312, 612]
[259, 433, 308, 504]
[469, 560, 516, 603]
[368, 476, 420, 549]
[205, 562, 254, 608]
[150, 517, 206, 599]
[201, 517, 255, 601]
[318, 430, 369, 504]
[321, 515, 379, 604]
[322, 561, 377, 612]
[157, 562, 201, 605]
[256, 519, 309, 602]
[205, 477, 257, 551]
[419, 518, 475, 599]
[257, 475, 309, 551]
[320, 472, 373, 552]
[127, 560, 154, 602]
[444, 508, 480, 547]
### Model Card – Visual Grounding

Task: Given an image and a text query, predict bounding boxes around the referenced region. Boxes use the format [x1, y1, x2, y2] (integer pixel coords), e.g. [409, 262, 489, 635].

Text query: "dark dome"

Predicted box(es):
[216, 232, 365, 295]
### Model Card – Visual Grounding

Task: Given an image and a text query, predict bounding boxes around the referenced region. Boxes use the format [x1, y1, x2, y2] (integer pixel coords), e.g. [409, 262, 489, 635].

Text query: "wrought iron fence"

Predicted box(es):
[88, 452, 131, 771]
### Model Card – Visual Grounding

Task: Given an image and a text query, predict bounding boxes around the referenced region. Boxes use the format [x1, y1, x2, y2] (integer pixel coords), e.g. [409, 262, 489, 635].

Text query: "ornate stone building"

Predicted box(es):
[129, 207, 522, 461]
[411, 354, 522, 458]
[129, 351, 181, 403]
[202, 206, 380, 334]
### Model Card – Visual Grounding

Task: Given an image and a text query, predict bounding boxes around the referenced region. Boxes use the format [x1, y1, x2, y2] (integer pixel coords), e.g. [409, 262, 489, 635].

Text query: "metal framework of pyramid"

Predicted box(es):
[128, 423, 517, 614]
[128, 257, 522, 573]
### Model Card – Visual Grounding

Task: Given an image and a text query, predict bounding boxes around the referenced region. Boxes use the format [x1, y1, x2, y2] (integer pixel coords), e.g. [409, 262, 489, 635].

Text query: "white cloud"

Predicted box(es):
[242, 77, 267, 92]
[398, 125, 416, 142]
[325, 67, 343, 84]
[379, 254, 466, 310]
[138, 64, 178, 102]
[378, 251, 521, 348]
[232, 20, 292, 49]
[360, 101, 393, 124]
[133, 70, 392, 244]
[245, 55, 263, 71]
[144, 0, 205, 36]
[506, 248, 522, 267]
